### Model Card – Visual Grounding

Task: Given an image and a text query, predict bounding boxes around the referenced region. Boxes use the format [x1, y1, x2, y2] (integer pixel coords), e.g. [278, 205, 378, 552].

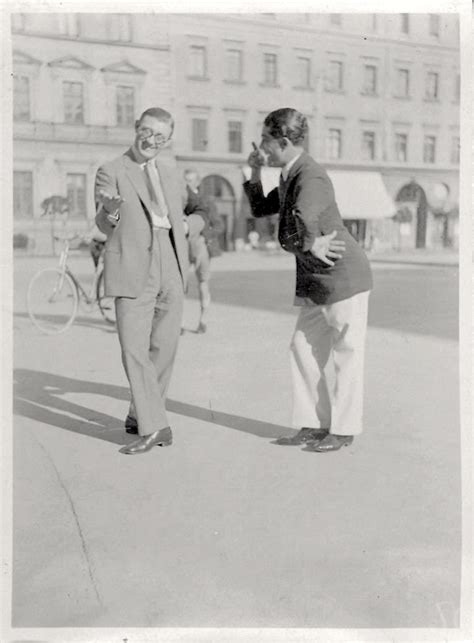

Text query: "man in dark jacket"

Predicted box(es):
[244, 108, 373, 452]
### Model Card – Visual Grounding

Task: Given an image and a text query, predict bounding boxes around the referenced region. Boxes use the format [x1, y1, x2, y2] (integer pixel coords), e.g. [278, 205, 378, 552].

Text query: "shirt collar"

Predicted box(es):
[281, 152, 302, 182]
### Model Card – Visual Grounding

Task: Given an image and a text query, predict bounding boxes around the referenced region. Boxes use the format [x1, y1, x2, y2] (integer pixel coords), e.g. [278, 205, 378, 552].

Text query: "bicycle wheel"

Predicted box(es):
[96, 270, 116, 325]
[27, 268, 78, 334]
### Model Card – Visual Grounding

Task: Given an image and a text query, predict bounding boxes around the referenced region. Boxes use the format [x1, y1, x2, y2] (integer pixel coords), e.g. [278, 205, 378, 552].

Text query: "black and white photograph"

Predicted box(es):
[1, 1, 472, 642]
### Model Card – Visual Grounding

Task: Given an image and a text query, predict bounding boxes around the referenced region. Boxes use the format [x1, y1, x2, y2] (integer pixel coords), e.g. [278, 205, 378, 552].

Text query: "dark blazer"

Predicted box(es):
[243, 152, 373, 305]
[95, 149, 203, 298]
[184, 186, 224, 241]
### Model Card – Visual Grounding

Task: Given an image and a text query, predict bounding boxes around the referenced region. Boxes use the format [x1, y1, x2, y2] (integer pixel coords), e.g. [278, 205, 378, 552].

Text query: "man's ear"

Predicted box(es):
[280, 137, 290, 149]
[134, 120, 140, 131]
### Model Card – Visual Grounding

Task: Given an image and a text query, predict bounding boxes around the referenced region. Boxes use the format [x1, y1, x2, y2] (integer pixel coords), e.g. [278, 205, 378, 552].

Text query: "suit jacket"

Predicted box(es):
[95, 149, 203, 298]
[243, 152, 373, 305]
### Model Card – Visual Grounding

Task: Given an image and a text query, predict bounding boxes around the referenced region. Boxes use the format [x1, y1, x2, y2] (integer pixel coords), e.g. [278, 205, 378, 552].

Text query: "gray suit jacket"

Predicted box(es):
[95, 149, 202, 298]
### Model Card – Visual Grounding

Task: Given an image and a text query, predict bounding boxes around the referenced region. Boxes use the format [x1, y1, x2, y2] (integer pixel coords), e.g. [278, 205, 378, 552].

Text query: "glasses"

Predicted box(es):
[136, 127, 170, 146]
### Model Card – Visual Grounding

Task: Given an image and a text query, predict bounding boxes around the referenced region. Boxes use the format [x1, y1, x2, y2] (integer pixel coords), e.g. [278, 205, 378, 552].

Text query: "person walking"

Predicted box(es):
[184, 169, 224, 333]
[244, 108, 373, 452]
[95, 107, 204, 455]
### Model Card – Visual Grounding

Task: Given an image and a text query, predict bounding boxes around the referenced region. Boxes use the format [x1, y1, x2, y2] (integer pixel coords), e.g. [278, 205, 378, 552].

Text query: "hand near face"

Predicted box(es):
[310, 230, 346, 266]
[247, 142, 266, 169]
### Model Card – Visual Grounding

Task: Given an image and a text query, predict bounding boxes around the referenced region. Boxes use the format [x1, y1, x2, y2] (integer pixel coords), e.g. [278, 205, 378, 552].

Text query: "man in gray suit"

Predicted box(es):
[95, 107, 204, 455]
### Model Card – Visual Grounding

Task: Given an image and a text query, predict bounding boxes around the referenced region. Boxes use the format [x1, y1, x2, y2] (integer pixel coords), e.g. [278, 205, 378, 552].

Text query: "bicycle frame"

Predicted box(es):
[58, 237, 102, 306]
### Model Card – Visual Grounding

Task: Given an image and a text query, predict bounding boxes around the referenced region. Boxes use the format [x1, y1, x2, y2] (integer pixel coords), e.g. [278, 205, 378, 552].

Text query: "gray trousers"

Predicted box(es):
[115, 229, 184, 436]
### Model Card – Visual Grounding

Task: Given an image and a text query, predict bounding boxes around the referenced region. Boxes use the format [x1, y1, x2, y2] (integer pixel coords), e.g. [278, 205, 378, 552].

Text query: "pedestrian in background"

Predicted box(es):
[244, 107, 373, 452]
[95, 107, 204, 455]
[184, 169, 224, 334]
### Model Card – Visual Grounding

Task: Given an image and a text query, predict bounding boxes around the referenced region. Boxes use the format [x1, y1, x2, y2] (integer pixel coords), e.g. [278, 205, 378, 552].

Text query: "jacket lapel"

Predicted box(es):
[122, 149, 153, 221]
[156, 160, 182, 232]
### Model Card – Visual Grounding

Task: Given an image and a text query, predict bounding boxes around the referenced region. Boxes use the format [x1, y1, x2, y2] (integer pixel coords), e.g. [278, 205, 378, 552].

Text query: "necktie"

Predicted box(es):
[278, 172, 286, 203]
[144, 161, 170, 227]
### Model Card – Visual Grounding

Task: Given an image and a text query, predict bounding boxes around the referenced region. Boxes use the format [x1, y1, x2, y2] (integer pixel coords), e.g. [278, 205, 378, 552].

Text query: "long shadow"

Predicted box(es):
[13, 369, 287, 445]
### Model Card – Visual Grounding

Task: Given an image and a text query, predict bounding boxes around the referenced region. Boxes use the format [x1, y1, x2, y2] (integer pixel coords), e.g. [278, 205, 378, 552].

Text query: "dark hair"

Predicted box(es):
[264, 108, 307, 146]
[137, 107, 175, 135]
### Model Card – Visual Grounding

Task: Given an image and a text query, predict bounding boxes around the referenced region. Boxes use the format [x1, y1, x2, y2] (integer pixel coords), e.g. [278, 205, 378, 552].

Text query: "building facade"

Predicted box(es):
[12, 12, 460, 254]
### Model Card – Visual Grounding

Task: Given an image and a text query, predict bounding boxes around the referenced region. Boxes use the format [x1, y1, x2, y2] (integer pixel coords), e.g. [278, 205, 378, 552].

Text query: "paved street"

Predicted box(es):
[11, 251, 461, 630]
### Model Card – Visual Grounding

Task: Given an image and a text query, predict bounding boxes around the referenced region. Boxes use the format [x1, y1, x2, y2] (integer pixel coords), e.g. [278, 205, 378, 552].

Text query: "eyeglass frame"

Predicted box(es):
[136, 127, 172, 147]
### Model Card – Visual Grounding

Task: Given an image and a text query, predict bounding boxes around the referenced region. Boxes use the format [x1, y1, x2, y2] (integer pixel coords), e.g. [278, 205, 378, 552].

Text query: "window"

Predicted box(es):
[13, 171, 33, 219]
[109, 14, 132, 42]
[263, 53, 278, 85]
[454, 74, 460, 102]
[116, 86, 135, 126]
[396, 68, 410, 97]
[451, 137, 460, 164]
[330, 14, 342, 26]
[296, 56, 311, 88]
[14, 76, 30, 121]
[425, 71, 439, 100]
[400, 13, 410, 34]
[226, 49, 243, 82]
[189, 45, 207, 78]
[66, 174, 87, 218]
[423, 135, 436, 163]
[326, 128, 342, 159]
[192, 118, 208, 151]
[58, 14, 79, 37]
[12, 13, 26, 31]
[326, 60, 343, 91]
[429, 14, 440, 37]
[228, 121, 242, 153]
[362, 65, 377, 95]
[362, 131, 376, 160]
[63, 81, 84, 124]
[394, 133, 408, 162]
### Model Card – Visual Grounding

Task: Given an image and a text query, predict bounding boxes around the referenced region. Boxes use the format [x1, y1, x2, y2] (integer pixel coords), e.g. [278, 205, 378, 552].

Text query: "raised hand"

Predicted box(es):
[98, 190, 124, 225]
[247, 142, 266, 169]
[310, 230, 346, 266]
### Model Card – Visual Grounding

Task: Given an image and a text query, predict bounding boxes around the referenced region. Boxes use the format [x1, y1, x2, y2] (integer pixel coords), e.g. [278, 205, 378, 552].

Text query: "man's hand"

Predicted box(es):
[247, 143, 266, 169]
[98, 190, 124, 226]
[310, 230, 346, 267]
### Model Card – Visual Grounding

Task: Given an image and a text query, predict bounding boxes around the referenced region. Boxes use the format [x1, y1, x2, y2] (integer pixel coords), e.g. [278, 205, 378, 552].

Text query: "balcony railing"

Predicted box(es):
[13, 120, 134, 145]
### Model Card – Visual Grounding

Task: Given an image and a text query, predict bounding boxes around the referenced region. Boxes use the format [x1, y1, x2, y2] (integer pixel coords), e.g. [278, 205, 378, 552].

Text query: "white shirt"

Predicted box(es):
[281, 152, 302, 182]
[141, 160, 172, 229]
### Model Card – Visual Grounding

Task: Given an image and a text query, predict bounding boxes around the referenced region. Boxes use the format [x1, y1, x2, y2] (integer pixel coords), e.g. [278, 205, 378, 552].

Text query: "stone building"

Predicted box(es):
[12, 12, 460, 254]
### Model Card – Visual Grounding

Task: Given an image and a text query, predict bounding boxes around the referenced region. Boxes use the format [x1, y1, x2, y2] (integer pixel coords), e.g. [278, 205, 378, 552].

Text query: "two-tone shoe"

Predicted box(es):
[306, 433, 354, 452]
[275, 427, 328, 446]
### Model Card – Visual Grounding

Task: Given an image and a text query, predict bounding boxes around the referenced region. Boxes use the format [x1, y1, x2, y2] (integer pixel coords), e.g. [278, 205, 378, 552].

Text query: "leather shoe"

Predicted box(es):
[307, 433, 354, 452]
[275, 427, 328, 446]
[119, 427, 173, 455]
[125, 414, 138, 435]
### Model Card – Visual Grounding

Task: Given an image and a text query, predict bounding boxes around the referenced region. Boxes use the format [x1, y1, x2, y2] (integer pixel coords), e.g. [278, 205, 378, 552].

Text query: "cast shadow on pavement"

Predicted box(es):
[13, 369, 287, 445]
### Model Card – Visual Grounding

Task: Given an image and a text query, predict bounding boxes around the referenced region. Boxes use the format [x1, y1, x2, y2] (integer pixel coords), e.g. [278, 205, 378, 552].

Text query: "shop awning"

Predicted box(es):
[327, 170, 396, 220]
[242, 166, 396, 220]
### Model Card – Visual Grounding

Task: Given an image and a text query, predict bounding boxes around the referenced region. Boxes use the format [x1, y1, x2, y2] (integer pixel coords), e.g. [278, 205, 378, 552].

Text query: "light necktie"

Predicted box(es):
[144, 161, 171, 228]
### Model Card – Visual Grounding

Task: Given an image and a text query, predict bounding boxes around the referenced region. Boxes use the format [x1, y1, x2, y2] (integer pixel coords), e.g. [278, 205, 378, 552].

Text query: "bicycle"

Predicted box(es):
[27, 234, 116, 334]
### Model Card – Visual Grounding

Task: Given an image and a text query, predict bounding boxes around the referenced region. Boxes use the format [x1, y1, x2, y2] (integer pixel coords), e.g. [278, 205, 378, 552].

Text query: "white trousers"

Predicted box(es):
[290, 290, 370, 436]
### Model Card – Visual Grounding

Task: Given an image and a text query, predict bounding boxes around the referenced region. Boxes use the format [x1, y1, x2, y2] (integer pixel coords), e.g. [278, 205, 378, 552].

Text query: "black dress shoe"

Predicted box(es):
[275, 427, 328, 446]
[197, 321, 207, 334]
[119, 427, 173, 455]
[307, 434, 354, 452]
[125, 414, 138, 435]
